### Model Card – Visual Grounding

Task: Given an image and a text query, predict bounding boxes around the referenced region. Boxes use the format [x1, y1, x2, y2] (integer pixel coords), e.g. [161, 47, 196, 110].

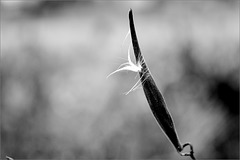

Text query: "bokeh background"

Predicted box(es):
[1, 0, 239, 159]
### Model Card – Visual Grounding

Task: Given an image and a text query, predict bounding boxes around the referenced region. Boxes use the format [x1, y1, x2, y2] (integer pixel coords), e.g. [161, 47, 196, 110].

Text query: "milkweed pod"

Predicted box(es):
[129, 9, 196, 160]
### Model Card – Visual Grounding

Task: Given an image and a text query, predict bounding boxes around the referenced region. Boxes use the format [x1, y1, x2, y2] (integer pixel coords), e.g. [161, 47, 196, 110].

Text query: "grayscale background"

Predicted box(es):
[1, 0, 239, 159]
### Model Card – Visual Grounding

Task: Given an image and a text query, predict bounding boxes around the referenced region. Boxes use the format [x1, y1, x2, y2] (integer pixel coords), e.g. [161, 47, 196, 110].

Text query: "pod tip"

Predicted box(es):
[129, 8, 133, 16]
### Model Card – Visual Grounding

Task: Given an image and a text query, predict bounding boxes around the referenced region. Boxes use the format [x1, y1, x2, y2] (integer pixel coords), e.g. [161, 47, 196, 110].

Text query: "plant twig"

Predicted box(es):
[180, 143, 196, 160]
[6, 156, 14, 160]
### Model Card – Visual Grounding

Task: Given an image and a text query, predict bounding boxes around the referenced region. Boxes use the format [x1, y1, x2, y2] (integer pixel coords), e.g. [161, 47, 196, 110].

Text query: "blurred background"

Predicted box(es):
[1, 0, 239, 159]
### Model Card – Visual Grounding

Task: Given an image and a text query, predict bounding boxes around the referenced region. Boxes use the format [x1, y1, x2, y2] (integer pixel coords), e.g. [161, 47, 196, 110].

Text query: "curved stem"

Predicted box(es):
[180, 143, 196, 160]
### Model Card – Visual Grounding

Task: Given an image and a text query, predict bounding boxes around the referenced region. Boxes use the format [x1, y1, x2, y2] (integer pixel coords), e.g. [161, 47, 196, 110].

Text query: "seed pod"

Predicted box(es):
[129, 9, 196, 160]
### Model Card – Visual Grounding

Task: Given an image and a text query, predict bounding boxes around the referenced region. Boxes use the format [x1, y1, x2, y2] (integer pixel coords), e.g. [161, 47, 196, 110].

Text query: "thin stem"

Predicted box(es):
[180, 143, 196, 160]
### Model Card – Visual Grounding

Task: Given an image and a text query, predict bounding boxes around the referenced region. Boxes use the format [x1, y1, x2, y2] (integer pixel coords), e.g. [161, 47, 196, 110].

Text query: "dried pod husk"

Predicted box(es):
[129, 9, 195, 160]
[129, 9, 182, 152]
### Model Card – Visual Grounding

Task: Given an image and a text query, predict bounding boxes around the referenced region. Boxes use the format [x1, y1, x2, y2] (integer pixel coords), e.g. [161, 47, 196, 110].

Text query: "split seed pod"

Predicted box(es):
[108, 9, 196, 159]
[128, 9, 196, 159]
